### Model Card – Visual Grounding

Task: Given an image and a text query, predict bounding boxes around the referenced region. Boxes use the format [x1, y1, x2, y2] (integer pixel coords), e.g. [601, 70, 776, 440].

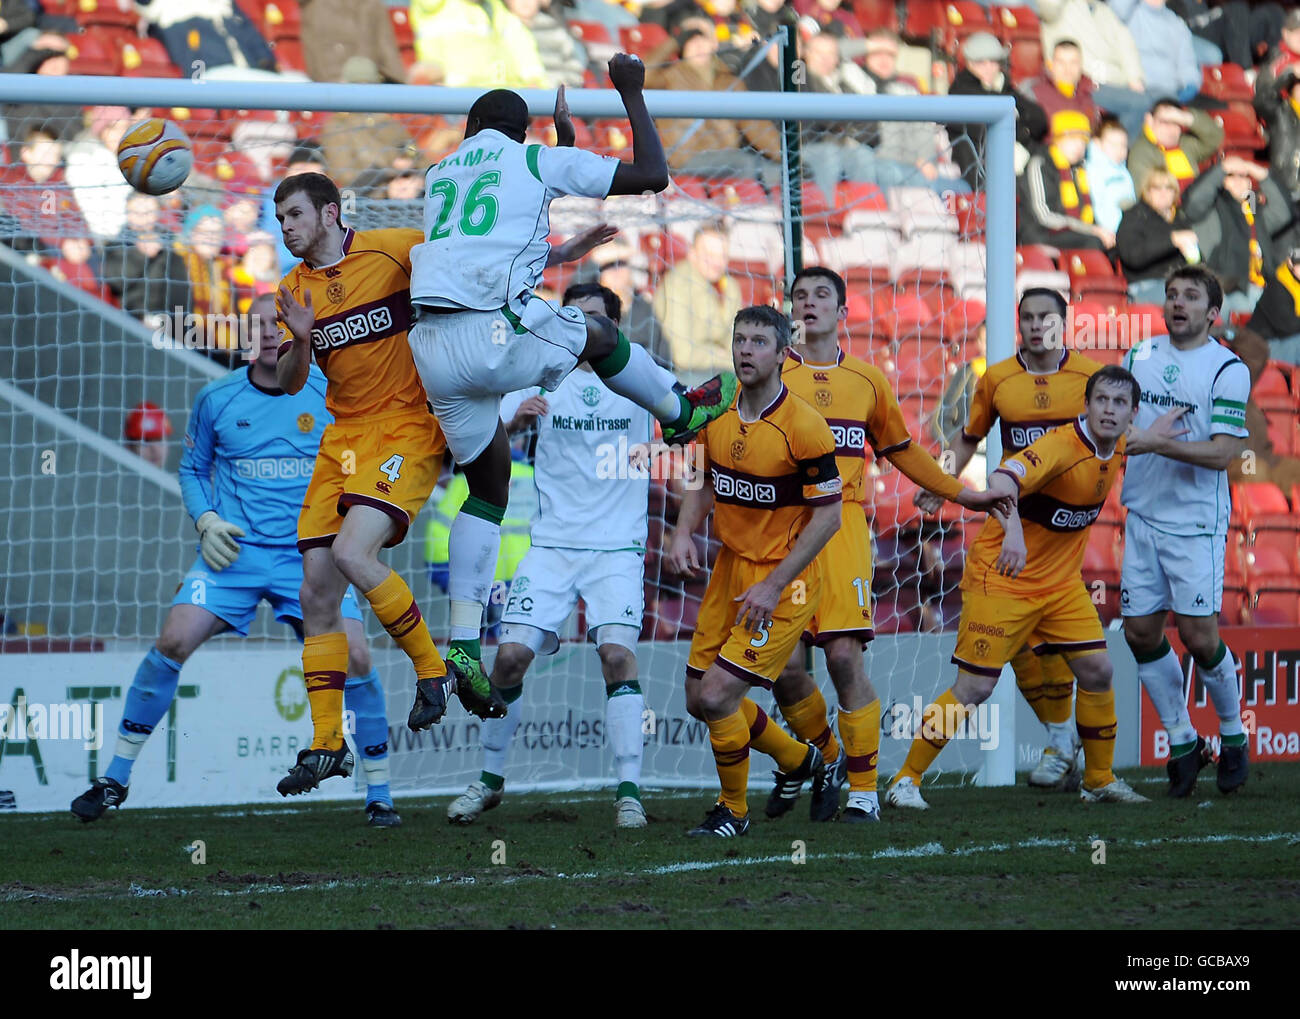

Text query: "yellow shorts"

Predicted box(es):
[298, 407, 446, 551]
[687, 546, 821, 689]
[805, 501, 874, 646]
[952, 582, 1106, 678]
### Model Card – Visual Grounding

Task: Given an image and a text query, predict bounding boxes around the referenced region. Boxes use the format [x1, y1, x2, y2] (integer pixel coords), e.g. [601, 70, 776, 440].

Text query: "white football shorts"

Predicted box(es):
[408, 294, 588, 464]
[1120, 511, 1225, 618]
[499, 546, 646, 655]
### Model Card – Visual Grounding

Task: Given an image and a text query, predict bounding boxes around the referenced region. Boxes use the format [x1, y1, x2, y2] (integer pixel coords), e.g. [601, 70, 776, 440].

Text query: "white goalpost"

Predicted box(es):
[0, 69, 1019, 809]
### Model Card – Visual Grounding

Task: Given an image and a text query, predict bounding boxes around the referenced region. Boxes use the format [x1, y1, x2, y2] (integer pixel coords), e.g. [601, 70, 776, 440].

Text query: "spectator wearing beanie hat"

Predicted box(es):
[1019, 108, 1116, 251]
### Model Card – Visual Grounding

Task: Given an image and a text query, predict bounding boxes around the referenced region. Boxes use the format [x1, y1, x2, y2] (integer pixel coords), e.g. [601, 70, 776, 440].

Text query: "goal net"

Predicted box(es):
[0, 68, 1016, 808]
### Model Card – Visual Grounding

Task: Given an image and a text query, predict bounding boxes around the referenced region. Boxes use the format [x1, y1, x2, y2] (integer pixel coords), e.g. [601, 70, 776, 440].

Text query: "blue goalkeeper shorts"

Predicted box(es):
[171, 543, 363, 637]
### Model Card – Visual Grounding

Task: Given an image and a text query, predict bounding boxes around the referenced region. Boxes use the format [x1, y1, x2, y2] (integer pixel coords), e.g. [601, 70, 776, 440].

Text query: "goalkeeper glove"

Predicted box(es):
[195, 510, 245, 571]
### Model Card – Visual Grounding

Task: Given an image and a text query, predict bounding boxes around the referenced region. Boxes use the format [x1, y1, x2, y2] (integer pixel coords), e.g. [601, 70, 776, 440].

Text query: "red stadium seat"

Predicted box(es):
[1016, 245, 1057, 273]
[1250, 587, 1300, 625]
[1254, 363, 1290, 401]
[712, 177, 768, 209]
[619, 23, 669, 60]
[76, 0, 139, 29]
[260, 1, 302, 42]
[1234, 482, 1290, 521]
[120, 37, 180, 78]
[1211, 108, 1265, 153]
[568, 20, 613, 45]
[1063, 248, 1126, 301]
[1267, 409, 1298, 456]
[672, 175, 712, 201]
[853, 0, 900, 32]
[389, 6, 414, 49]
[1202, 63, 1254, 103]
[1243, 545, 1293, 584]
[271, 38, 306, 72]
[1221, 584, 1250, 626]
[948, 191, 985, 240]
[65, 33, 120, 76]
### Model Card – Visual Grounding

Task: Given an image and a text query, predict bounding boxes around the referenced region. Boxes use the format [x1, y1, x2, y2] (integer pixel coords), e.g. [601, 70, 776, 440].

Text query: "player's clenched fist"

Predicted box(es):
[195, 510, 245, 571]
[608, 53, 645, 93]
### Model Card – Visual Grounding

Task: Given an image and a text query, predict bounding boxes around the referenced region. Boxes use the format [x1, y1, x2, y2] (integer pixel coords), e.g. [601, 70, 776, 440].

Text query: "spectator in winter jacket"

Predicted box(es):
[1183, 156, 1296, 315]
[1116, 167, 1200, 304]
[411, 0, 550, 89]
[101, 193, 192, 322]
[1170, 0, 1283, 71]
[645, 27, 780, 183]
[506, 0, 588, 89]
[1257, 67, 1300, 204]
[1126, 98, 1224, 195]
[1254, 7, 1300, 117]
[1037, 0, 1151, 137]
[1083, 115, 1136, 234]
[1110, 0, 1202, 103]
[0, 122, 76, 256]
[1246, 246, 1300, 363]
[652, 223, 742, 378]
[64, 105, 134, 242]
[1020, 39, 1100, 128]
[1018, 109, 1115, 251]
[853, 28, 969, 194]
[300, 0, 408, 83]
[136, 0, 276, 74]
[0, 0, 38, 67]
[319, 57, 414, 187]
[948, 31, 1046, 191]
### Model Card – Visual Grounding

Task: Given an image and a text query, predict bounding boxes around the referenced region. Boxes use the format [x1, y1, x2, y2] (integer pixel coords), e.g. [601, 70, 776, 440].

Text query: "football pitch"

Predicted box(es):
[3, 764, 1298, 931]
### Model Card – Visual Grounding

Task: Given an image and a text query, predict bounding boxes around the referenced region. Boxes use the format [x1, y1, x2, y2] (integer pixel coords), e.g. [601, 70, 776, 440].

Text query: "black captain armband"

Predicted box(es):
[798, 451, 839, 486]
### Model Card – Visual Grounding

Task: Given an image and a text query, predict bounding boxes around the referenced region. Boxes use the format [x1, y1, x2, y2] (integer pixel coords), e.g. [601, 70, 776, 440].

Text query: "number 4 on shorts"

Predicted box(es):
[379, 455, 404, 482]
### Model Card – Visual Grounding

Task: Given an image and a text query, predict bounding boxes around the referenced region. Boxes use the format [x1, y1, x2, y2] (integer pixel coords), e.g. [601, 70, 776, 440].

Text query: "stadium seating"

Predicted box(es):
[1201, 63, 1254, 103]
[1063, 248, 1126, 302]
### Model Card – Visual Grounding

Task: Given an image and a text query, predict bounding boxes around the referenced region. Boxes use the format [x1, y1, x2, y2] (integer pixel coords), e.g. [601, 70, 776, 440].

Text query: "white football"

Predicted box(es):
[117, 117, 193, 196]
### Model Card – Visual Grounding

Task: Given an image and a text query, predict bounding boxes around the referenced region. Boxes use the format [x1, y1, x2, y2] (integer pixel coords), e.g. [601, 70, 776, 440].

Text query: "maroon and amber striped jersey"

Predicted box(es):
[781, 348, 914, 504]
[699, 385, 842, 563]
[278, 228, 426, 420]
[963, 419, 1124, 597]
[964, 350, 1103, 457]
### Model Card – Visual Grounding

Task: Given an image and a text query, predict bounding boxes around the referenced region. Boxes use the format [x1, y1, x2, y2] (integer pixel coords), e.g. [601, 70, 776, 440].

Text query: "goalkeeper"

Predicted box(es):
[71, 295, 402, 828]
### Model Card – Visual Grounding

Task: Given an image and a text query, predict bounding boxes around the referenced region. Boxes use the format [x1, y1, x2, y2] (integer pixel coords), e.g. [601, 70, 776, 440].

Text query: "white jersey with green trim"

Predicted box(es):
[409, 129, 618, 311]
[500, 369, 653, 552]
[1121, 336, 1249, 537]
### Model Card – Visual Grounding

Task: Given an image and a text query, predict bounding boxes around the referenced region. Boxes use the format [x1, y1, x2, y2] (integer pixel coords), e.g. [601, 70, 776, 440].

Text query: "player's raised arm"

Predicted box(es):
[275, 284, 314, 395]
[606, 53, 670, 196]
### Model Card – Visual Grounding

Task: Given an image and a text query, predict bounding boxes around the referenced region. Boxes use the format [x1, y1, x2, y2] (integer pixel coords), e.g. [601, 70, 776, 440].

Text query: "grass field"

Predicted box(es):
[3, 764, 1298, 930]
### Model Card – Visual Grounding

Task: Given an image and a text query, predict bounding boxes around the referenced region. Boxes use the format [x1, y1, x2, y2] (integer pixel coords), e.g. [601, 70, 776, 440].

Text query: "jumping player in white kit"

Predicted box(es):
[1121, 265, 1251, 797]
[405, 55, 738, 719]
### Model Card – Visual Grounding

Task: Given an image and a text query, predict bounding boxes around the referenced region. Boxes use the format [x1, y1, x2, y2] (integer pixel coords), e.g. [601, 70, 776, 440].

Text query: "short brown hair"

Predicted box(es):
[273, 172, 341, 218]
[1165, 264, 1223, 312]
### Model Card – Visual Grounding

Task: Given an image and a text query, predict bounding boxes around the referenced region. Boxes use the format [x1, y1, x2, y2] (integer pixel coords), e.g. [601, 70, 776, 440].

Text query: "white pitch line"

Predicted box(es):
[5, 831, 1296, 906]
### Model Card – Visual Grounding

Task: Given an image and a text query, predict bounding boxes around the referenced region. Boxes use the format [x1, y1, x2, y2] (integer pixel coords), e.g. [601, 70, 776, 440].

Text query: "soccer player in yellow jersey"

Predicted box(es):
[274, 174, 608, 796]
[917, 288, 1105, 791]
[888, 365, 1150, 807]
[772, 267, 1011, 823]
[271, 171, 463, 795]
[666, 306, 844, 837]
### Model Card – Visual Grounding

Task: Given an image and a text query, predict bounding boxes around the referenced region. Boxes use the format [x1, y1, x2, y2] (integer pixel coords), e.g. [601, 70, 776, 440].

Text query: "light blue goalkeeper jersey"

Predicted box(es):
[178, 364, 330, 548]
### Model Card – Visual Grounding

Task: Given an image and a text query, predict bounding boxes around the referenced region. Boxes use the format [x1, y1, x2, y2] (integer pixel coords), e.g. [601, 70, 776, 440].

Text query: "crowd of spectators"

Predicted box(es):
[1, 0, 1299, 631]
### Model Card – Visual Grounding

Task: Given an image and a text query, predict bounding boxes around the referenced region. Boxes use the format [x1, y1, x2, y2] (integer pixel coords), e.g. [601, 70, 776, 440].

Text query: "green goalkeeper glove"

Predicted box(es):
[195, 510, 245, 571]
